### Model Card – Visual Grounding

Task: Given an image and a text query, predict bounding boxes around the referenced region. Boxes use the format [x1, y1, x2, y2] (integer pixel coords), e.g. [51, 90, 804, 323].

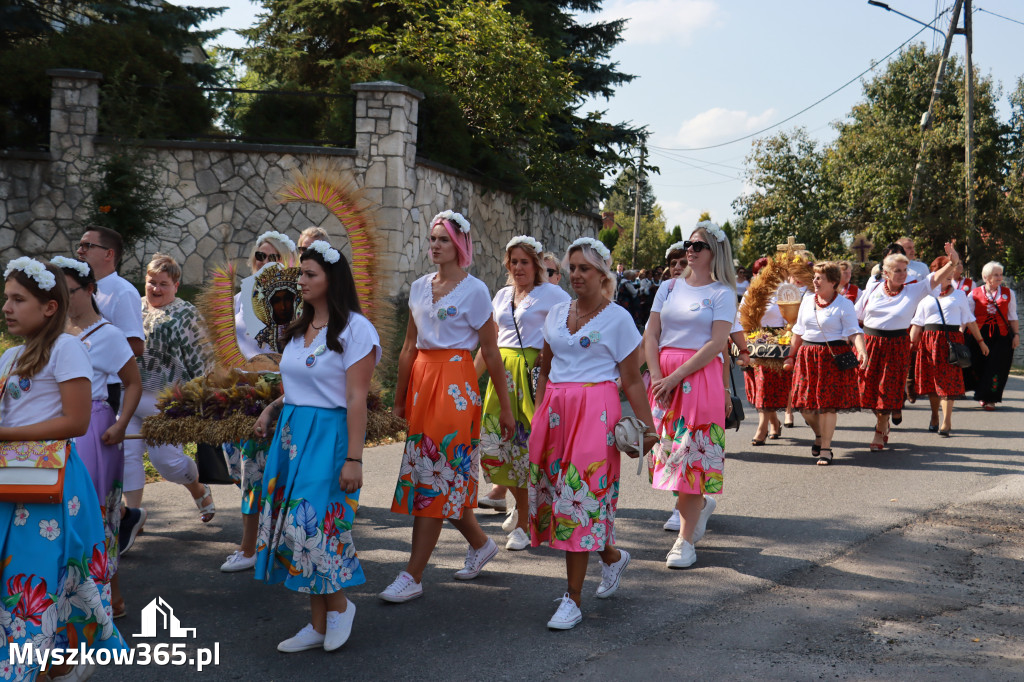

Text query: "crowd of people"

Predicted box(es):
[1, 216, 1019, 678]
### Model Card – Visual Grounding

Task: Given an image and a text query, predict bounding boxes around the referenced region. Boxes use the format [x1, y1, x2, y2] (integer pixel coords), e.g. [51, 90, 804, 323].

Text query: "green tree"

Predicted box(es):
[612, 205, 670, 270]
[598, 227, 619, 252]
[602, 165, 657, 221]
[670, 225, 683, 243]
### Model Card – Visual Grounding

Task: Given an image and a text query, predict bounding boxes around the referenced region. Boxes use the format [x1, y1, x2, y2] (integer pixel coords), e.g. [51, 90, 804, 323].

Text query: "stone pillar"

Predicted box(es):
[47, 69, 101, 161]
[351, 81, 424, 295]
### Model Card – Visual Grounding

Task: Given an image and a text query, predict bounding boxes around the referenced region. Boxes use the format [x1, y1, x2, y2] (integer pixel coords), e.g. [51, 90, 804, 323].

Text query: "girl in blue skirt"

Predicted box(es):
[1, 257, 126, 681]
[252, 241, 380, 653]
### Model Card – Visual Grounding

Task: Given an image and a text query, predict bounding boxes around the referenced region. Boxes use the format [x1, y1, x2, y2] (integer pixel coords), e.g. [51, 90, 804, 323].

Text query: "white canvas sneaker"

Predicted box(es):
[666, 537, 697, 569]
[324, 601, 356, 651]
[502, 508, 519, 533]
[277, 623, 325, 653]
[379, 571, 423, 603]
[505, 527, 530, 551]
[454, 538, 498, 580]
[693, 496, 717, 544]
[547, 593, 583, 630]
[663, 508, 681, 531]
[595, 549, 630, 599]
[220, 550, 257, 573]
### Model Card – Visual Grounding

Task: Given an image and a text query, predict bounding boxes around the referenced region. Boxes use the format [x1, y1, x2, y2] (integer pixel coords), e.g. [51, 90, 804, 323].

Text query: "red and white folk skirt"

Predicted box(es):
[792, 342, 860, 412]
[858, 329, 910, 412]
[915, 329, 966, 398]
[743, 363, 792, 411]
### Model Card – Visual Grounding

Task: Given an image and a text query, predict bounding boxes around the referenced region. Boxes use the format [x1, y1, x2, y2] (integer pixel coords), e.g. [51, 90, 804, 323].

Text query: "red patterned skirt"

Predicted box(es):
[792, 343, 860, 412]
[858, 332, 910, 411]
[743, 363, 792, 411]
[915, 330, 966, 398]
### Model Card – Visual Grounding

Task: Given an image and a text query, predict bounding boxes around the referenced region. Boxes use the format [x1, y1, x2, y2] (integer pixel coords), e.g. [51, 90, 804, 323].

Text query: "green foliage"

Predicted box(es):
[603, 166, 657, 222]
[598, 227, 619, 252]
[670, 225, 683, 243]
[612, 205, 670, 270]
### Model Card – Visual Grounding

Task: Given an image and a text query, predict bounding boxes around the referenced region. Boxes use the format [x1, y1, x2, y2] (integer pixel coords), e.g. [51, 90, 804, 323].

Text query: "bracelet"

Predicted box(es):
[738, 349, 750, 355]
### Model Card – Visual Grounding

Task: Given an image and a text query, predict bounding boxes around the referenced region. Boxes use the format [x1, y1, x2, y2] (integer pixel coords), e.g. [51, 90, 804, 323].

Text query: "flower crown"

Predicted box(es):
[4, 257, 56, 291]
[256, 230, 297, 253]
[695, 220, 726, 243]
[306, 240, 340, 264]
[665, 241, 688, 259]
[570, 237, 611, 262]
[51, 255, 91, 279]
[432, 210, 471, 234]
[506, 235, 543, 253]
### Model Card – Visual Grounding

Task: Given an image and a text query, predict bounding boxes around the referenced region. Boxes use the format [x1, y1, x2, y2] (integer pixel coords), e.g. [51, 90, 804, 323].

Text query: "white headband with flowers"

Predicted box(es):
[51, 255, 91, 279]
[695, 220, 727, 243]
[665, 241, 688, 259]
[4, 257, 57, 291]
[570, 237, 612, 262]
[432, 210, 471, 234]
[306, 240, 340, 264]
[506, 235, 543, 253]
[257, 230, 297, 253]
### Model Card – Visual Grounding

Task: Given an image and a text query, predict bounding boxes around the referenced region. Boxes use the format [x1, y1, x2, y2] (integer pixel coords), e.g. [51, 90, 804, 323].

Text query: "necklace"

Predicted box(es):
[311, 319, 328, 330]
[815, 293, 835, 308]
[573, 299, 604, 328]
[882, 280, 903, 297]
[513, 285, 534, 306]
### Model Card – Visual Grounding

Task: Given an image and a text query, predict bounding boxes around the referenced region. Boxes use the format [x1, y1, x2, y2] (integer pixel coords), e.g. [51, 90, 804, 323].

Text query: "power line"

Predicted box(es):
[976, 6, 1024, 27]
[647, 149, 741, 180]
[653, 8, 949, 152]
[648, 148, 746, 172]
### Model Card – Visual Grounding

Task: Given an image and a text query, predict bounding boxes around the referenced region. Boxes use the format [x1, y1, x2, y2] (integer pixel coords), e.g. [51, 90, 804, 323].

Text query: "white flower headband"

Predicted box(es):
[570, 237, 612, 263]
[51, 256, 91, 279]
[665, 241, 688, 259]
[506, 235, 543, 253]
[256, 230, 297, 253]
[695, 220, 727, 243]
[432, 210, 471, 234]
[4, 257, 57, 291]
[306, 240, 340, 264]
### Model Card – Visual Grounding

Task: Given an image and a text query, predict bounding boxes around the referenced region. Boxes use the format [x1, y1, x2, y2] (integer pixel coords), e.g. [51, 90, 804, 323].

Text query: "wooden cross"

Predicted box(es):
[776, 236, 805, 257]
[850, 233, 874, 263]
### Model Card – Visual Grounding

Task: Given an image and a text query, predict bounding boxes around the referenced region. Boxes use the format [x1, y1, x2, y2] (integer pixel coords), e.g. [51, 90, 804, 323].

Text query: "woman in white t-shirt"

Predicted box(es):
[783, 262, 867, 465]
[1, 258, 127, 679]
[379, 211, 514, 604]
[855, 243, 960, 451]
[528, 237, 658, 630]
[474, 236, 569, 551]
[53, 256, 142, 619]
[644, 221, 736, 570]
[909, 256, 988, 436]
[251, 241, 380, 653]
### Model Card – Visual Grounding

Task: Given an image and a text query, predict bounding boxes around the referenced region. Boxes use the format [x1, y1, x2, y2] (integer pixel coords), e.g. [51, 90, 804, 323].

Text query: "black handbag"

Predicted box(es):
[195, 443, 236, 485]
[724, 361, 744, 431]
[813, 303, 858, 370]
[934, 295, 972, 369]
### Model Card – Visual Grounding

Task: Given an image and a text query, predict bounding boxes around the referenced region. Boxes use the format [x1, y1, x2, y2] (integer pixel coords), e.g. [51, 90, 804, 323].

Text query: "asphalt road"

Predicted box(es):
[110, 373, 1024, 681]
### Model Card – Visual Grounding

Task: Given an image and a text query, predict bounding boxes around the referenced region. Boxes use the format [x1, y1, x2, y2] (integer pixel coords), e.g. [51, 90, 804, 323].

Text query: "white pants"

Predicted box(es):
[123, 390, 198, 492]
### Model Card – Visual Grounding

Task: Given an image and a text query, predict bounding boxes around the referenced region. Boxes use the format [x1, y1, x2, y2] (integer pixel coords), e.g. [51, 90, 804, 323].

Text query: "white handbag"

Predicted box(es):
[613, 416, 650, 474]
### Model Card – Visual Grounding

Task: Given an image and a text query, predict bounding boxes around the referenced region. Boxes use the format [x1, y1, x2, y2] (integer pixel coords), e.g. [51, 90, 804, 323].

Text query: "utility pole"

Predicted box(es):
[963, 0, 976, 277]
[906, 0, 964, 218]
[631, 146, 645, 270]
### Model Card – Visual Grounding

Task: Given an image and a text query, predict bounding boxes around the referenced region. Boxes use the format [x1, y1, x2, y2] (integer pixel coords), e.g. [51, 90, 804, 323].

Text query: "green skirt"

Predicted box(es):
[480, 347, 538, 487]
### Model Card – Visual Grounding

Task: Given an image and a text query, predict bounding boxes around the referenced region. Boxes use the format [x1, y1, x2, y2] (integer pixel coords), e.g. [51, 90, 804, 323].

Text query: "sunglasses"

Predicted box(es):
[546, 268, 557, 277]
[77, 241, 111, 252]
[684, 240, 711, 253]
[254, 252, 280, 263]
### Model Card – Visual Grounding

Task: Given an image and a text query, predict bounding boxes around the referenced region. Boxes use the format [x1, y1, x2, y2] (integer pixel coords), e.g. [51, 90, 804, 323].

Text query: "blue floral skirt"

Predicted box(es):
[226, 439, 269, 515]
[254, 405, 364, 594]
[0, 446, 126, 678]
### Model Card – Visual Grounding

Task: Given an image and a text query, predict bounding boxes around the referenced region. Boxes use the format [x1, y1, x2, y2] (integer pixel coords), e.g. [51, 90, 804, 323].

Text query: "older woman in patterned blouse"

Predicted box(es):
[123, 254, 215, 522]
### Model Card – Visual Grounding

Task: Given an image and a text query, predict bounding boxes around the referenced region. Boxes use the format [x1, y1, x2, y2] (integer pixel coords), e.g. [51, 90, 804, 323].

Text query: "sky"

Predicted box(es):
[180, 0, 1024, 233]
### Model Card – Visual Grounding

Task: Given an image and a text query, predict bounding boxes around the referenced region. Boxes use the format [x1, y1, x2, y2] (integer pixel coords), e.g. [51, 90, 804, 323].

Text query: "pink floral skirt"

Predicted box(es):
[528, 381, 621, 552]
[648, 348, 726, 495]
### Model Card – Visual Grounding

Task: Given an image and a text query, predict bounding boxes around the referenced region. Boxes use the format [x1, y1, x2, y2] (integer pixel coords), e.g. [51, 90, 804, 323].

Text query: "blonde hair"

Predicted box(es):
[249, 236, 298, 272]
[146, 253, 182, 284]
[981, 261, 1003, 279]
[5, 262, 68, 379]
[882, 253, 910, 276]
[837, 260, 852, 273]
[563, 243, 615, 299]
[690, 226, 736, 291]
[298, 226, 329, 246]
[504, 242, 546, 287]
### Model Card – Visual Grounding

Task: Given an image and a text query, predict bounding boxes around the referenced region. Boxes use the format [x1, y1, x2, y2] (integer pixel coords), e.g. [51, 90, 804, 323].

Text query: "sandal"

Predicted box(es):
[816, 448, 833, 466]
[892, 410, 903, 425]
[927, 422, 938, 433]
[870, 428, 887, 452]
[193, 484, 216, 523]
[751, 438, 766, 446]
[811, 433, 821, 457]
[112, 602, 127, 619]
[784, 417, 795, 428]
[768, 429, 781, 440]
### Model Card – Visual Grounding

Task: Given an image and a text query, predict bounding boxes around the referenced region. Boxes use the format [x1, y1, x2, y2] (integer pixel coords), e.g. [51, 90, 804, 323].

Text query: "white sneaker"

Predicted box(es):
[595, 548, 630, 599]
[220, 550, 257, 573]
[453, 538, 498, 580]
[666, 537, 697, 569]
[478, 496, 507, 512]
[505, 527, 530, 551]
[277, 623, 325, 652]
[501, 508, 519, 533]
[324, 601, 355, 651]
[663, 508, 681, 532]
[547, 593, 583, 630]
[379, 571, 423, 603]
[693, 496, 717, 544]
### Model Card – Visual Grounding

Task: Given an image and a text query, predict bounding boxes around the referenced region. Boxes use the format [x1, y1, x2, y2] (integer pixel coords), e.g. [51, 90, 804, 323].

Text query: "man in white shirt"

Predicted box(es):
[76, 226, 145, 357]
[898, 236, 930, 283]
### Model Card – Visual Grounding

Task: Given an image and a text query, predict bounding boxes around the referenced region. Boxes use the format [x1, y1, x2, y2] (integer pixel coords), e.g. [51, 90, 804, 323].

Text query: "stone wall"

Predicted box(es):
[1, 70, 599, 297]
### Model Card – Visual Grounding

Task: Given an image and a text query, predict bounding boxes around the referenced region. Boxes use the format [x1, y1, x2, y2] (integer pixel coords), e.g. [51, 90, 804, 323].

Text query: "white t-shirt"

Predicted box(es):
[544, 301, 641, 384]
[0, 334, 91, 428]
[651, 279, 737, 350]
[737, 290, 788, 329]
[234, 292, 264, 360]
[792, 295, 862, 343]
[410, 273, 493, 350]
[912, 290, 976, 327]
[493, 283, 571, 349]
[855, 277, 934, 330]
[735, 280, 750, 297]
[75, 319, 135, 401]
[280, 313, 382, 409]
[907, 260, 930, 282]
[94, 271, 145, 343]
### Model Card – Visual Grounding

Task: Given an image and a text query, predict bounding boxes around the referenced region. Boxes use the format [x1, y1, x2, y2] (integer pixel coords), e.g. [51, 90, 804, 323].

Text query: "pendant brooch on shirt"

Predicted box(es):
[305, 344, 328, 368]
